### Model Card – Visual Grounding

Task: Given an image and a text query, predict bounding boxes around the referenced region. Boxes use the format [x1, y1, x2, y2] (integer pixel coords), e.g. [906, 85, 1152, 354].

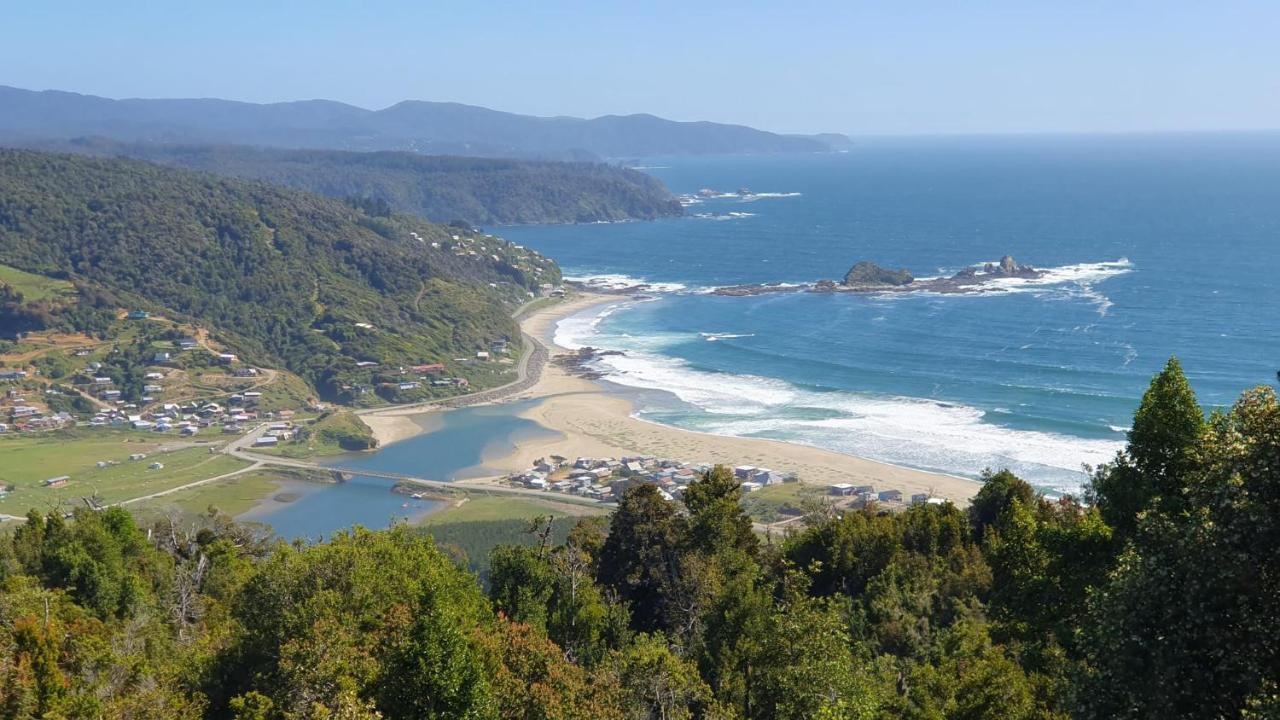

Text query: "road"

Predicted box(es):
[355, 297, 550, 418]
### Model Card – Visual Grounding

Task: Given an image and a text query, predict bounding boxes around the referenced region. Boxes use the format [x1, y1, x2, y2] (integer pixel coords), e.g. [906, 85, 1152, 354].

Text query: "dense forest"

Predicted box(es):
[0, 358, 1275, 719]
[21, 140, 685, 226]
[0, 149, 559, 399]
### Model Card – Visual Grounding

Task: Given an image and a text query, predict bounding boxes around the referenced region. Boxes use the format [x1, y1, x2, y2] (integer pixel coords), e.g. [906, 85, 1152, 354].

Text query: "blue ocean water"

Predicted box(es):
[503, 135, 1280, 492]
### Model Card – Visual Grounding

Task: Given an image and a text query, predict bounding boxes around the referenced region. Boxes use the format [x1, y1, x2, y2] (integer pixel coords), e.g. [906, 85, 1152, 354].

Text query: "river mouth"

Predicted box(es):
[236, 400, 562, 541]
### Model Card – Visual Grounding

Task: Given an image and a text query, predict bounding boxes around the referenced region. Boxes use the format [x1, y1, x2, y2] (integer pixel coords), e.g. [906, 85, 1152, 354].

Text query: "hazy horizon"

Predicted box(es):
[5, 1, 1278, 137]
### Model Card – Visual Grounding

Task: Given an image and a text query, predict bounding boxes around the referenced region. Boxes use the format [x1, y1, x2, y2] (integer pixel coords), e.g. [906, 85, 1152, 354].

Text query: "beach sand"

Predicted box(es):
[491, 294, 980, 504]
[363, 293, 979, 505]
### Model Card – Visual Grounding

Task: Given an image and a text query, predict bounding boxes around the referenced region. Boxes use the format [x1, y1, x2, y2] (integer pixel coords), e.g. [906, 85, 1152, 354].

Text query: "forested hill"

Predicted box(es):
[22, 139, 685, 226]
[0, 149, 559, 399]
[0, 85, 849, 159]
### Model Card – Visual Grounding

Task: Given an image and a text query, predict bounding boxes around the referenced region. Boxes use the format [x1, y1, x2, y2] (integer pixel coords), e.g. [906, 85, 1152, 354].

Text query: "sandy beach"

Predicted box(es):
[363, 293, 980, 505]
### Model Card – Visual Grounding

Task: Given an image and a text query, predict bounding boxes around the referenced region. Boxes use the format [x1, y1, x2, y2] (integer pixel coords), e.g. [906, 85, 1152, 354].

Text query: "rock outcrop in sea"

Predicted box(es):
[711, 255, 1045, 297]
[842, 261, 914, 287]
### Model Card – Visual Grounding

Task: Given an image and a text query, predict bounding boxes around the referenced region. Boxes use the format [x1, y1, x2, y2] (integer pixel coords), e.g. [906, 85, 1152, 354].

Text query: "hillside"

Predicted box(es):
[0, 85, 850, 159]
[0, 149, 559, 402]
[27, 139, 684, 225]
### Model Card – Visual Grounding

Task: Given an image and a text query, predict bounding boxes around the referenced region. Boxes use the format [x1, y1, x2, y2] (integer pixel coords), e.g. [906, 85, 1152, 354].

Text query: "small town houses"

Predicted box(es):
[508, 454, 798, 505]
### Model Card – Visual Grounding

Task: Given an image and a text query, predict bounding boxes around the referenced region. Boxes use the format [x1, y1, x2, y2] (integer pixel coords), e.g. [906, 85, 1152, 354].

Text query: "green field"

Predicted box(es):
[740, 481, 827, 522]
[0, 263, 75, 302]
[260, 410, 374, 458]
[420, 495, 605, 578]
[128, 467, 336, 520]
[0, 429, 249, 514]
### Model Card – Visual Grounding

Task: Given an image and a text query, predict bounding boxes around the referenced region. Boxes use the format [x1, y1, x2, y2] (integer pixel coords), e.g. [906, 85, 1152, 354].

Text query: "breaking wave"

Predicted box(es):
[555, 303, 1124, 493]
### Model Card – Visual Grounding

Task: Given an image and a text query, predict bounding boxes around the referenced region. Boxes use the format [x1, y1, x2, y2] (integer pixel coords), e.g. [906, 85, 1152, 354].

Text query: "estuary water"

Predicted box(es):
[238, 400, 560, 540]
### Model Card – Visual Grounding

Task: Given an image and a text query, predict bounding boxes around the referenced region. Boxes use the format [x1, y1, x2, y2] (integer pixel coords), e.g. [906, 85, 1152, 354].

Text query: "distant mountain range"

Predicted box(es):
[0, 85, 849, 160]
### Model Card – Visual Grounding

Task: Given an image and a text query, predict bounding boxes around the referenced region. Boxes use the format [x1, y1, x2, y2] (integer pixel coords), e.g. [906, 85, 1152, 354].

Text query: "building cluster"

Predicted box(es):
[85, 397, 295, 438]
[0, 387, 73, 433]
[827, 483, 945, 508]
[509, 455, 797, 504]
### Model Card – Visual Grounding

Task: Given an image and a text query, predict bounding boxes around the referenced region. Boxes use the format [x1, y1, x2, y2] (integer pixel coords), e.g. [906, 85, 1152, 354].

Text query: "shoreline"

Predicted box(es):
[362, 292, 980, 505]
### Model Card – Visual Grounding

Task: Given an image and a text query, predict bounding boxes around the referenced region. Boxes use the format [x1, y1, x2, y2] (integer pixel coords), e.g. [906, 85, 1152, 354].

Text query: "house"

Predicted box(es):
[0, 370, 28, 381]
[828, 483, 856, 496]
[233, 367, 260, 377]
[42, 476, 70, 488]
[127, 309, 150, 319]
[144, 384, 163, 393]
[131, 420, 154, 430]
[734, 465, 757, 480]
[355, 361, 378, 369]
[153, 352, 170, 363]
[217, 353, 237, 364]
[177, 337, 199, 350]
[410, 363, 445, 375]
[254, 435, 279, 447]
[100, 389, 121, 400]
[145, 372, 164, 380]
[911, 493, 931, 506]
[741, 481, 763, 493]
[398, 381, 420, 391]
[877, 489, 903, 503]
[475, 351, 490, 361]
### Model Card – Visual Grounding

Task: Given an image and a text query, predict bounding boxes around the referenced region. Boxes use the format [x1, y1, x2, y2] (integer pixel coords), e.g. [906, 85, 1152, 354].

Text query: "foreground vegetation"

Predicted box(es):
[0, 358, 1277, 718]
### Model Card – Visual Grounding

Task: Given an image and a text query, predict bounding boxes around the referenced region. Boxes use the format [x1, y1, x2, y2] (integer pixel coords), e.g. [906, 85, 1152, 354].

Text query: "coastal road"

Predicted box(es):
[354, 296, 553, 419]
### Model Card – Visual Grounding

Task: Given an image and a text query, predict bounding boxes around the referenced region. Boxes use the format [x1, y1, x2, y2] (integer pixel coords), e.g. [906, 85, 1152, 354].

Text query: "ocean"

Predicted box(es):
[502, 134, 1280, 493]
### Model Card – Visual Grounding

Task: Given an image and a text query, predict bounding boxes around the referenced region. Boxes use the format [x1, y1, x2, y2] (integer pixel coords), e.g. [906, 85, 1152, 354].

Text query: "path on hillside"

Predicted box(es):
[355, 297, 552, 418]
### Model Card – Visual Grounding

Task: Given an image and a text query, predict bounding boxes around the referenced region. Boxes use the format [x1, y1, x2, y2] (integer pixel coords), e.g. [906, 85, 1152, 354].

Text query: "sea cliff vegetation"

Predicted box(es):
[0, 358, 1276, 718]
[0, 149, 559, 402]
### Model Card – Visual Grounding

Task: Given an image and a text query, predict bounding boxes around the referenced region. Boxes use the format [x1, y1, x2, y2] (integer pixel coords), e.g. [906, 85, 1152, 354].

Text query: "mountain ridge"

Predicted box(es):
[0, 85, 850, 159]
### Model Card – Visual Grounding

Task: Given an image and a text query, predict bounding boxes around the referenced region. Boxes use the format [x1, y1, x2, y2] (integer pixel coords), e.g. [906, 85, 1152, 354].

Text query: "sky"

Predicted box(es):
[3, 1, 1278, 136]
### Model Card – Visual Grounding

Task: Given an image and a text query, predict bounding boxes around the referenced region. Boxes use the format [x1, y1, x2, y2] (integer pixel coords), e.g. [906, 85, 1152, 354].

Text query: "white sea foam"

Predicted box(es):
[700, 332, 756, 341]
[691, 211, 757, 221]
[564, 274, 690, 293]
[558, 303, 1123, 492]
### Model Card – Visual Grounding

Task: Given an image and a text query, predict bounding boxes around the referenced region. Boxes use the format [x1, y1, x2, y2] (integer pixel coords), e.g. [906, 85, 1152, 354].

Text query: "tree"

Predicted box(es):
[488, 544, 555, 631]
[682, 465, 758, 558]
[968, 469, 1035, 543]
[1078, 387, 1280, 718]
[1091, 356, 1204, 533]
[610, 634, 724, 720]
[597, 484, 685, 633]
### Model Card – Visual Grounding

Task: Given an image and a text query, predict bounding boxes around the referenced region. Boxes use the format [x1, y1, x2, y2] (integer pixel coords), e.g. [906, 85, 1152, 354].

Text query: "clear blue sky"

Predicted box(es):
[4, 0, 1277, 135]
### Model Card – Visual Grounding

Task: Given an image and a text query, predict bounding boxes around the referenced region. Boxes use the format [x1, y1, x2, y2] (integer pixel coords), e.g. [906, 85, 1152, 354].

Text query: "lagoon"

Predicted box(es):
[237, 400, 561, 540]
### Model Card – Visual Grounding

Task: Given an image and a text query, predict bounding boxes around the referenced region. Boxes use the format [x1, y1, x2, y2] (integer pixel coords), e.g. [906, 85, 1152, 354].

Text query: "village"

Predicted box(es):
[505, 453, 944, 516]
